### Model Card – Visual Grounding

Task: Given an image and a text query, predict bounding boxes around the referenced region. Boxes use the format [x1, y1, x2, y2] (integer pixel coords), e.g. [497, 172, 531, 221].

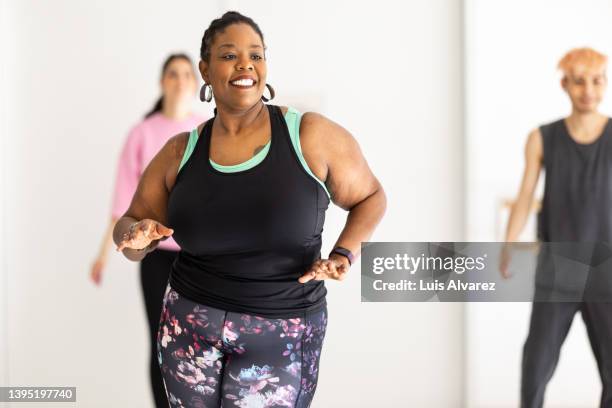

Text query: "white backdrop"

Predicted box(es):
[465, 0, 612, 406]
[0, 0, 13, 393]
[1, 0, 464, 407]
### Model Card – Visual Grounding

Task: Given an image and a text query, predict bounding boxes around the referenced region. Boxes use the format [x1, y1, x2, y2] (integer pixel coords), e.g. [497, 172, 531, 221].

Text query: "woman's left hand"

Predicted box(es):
[298, 255, 350, 283]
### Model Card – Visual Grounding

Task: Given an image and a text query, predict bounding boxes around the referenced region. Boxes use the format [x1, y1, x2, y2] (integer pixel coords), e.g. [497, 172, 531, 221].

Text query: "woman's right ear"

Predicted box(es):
[199, 60, 209, 83]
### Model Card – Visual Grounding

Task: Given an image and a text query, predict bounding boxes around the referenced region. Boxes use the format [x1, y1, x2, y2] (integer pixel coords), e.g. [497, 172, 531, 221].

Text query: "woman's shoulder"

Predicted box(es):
[165, 131, 191, 162]
[129, 113, 165, 139]
[277, 106, 326, 128]
[277, 105, 289, 116]
[139, 112, 164, 127]
[119, 118, 151, 152]
[142, 111, 208, 131]
[298, 110, 350, 144]
[159, 131, 192, 191]
[191, 112, 209, 127]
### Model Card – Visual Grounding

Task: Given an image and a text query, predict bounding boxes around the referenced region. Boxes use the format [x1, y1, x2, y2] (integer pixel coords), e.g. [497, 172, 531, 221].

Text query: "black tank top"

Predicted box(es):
[538, 117, 612, 241]
[166, 104, 330, 318]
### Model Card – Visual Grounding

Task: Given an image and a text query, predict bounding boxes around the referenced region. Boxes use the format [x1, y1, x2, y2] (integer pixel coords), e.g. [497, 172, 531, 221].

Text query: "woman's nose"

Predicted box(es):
[236, 58, 254, 71]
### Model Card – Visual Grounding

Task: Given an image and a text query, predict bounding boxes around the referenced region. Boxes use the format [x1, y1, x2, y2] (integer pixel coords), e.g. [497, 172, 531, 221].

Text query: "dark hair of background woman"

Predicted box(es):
[144, 53, 195, 119]
[200, 11, 266, 62]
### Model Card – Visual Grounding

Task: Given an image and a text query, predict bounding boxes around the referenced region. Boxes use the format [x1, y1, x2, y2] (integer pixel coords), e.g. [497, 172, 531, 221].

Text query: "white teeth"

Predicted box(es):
[231, 78, 254, 86]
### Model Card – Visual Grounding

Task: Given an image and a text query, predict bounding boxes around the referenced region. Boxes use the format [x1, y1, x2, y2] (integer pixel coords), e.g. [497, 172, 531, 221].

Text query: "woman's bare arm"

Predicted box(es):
[300, 112, 387, 260]
[113, 132, 189, 261]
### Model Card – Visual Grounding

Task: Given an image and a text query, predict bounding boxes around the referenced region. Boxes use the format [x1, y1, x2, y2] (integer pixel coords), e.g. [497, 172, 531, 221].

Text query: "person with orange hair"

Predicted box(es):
[503, 47, 612, 408]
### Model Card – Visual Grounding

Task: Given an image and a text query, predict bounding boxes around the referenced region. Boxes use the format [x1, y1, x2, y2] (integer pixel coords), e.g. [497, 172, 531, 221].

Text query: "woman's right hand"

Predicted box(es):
[90, 257, 106, 286]
[116, 219, 174, 252]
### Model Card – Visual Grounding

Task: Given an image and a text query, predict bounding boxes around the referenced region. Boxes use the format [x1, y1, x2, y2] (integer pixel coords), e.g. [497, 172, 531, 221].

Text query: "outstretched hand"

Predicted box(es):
[116, 219, 173, 252]
[298, 255, 350, 283]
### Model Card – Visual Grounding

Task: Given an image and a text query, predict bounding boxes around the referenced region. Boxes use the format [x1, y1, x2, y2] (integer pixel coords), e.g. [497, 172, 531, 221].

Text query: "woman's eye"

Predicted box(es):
[251, 54, 263, 61]
[222, 54, 236, 60]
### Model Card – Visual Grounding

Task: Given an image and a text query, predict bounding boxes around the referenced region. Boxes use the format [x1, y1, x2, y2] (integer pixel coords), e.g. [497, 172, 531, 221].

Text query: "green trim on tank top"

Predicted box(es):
[210, 138, 270, 171]
[178, 107, 331, 199]
[283, 107, 331, 199]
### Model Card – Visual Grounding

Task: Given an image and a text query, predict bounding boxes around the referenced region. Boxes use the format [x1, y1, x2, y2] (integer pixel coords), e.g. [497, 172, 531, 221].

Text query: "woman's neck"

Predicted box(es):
[161, 98, 192, 121]
[214, 101, 267, 136]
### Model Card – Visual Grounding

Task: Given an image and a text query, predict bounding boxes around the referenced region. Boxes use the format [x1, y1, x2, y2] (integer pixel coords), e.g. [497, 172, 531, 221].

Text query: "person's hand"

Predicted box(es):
[298, 254, 350, 283]
[499, 242, 513, 279]
[90, 257, 105, 286]
[116, 219, 173, 252]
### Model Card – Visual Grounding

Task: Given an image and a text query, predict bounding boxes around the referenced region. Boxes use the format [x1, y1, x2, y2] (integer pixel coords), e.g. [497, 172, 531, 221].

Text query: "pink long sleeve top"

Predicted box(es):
[111, 111, 207, 251]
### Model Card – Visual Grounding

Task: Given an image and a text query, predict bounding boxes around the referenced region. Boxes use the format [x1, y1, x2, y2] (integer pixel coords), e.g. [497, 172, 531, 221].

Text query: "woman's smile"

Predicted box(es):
[229, 75, 257, 89]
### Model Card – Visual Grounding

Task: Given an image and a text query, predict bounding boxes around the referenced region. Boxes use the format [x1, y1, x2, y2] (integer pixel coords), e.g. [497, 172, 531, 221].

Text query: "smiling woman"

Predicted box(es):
[112, 10, 387, 408]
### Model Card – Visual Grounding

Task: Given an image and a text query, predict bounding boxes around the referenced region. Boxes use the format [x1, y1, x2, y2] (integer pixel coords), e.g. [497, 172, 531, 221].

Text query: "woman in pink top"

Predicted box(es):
[89, 53, 207, 408]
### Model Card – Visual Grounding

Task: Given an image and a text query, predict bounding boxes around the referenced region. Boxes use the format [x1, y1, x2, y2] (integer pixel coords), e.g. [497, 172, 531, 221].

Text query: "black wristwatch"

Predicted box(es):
[329, 246, 354, 266]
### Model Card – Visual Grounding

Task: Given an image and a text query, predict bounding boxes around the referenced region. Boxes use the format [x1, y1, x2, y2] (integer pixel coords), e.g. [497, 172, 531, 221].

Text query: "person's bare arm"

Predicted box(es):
[90, 215, 119, 285]
[112, 132, 188, 261]
[96, 216, 119, 261]
[505, 128, 543, 241]
[300, 112, 387, 259]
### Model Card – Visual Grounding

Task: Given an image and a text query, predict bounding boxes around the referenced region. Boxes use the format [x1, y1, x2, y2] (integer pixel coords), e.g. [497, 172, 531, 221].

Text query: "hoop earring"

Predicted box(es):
[261, 83, 275, 102]
[200, 84, 213, 102]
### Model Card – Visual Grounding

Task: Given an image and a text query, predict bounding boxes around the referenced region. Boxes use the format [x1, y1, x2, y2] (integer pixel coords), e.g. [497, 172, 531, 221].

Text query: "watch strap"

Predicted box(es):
[329, 246, 354, 265]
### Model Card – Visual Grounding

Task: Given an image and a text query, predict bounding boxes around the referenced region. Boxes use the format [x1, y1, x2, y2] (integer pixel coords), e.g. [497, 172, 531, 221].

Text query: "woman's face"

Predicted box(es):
[161, 58, 198, 103]
[200, 23, 267, 111]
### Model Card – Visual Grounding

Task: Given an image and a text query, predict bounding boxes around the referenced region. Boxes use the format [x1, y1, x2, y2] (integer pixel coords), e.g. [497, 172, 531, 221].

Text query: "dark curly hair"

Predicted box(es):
[200, 11, 265, 62]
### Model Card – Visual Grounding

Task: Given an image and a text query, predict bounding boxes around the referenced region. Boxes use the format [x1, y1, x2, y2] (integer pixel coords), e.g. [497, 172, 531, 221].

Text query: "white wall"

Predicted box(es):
[0, 0, 14, 393]
[3, 0, 464, 407]
[465, 0, 612, 406]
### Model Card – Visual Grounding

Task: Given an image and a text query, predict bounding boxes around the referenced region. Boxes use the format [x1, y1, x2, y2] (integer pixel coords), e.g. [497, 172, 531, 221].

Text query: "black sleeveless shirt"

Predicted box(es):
[166, 104, 330, 318]
[538, 117, 612, 241]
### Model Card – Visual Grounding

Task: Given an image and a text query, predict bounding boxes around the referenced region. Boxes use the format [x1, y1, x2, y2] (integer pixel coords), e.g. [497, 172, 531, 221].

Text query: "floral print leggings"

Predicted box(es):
[157, 283, 328, 408]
